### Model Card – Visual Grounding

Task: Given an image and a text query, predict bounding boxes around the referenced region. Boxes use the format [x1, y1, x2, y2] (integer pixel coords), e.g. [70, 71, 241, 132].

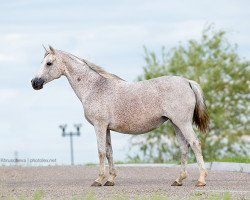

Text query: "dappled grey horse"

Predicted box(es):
[31, 46, 209, 187]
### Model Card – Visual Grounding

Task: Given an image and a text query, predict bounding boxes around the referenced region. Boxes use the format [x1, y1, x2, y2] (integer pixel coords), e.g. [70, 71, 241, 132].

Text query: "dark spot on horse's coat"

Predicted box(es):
[77, 77, 81, 82]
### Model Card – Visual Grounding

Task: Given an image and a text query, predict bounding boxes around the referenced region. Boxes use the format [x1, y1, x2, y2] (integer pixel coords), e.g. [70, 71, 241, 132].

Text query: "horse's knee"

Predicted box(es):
[189, 139, 202, 152]
[106, 150, 112, 159]
[192, 140, 201, 147]
[179, 144, 188, 153]
[180, 146, 188, 155]
[98, 151, 106, 160]
[181, 152, 188, 163]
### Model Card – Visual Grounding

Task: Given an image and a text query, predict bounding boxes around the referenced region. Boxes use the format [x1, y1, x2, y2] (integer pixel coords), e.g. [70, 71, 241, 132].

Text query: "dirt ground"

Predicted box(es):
[0, 165, 249, 199]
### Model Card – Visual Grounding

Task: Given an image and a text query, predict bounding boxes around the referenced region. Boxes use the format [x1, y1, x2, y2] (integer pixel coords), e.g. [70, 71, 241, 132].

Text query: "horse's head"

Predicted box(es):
[31, 45, 64, 90]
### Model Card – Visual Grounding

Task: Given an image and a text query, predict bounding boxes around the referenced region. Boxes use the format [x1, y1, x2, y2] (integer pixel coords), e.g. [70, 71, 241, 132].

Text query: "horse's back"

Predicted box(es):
[116, 75, 192, 104]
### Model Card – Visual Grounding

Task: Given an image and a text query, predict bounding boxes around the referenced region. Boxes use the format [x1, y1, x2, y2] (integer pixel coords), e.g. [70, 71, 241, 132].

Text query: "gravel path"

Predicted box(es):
[0, 166, 249, 199]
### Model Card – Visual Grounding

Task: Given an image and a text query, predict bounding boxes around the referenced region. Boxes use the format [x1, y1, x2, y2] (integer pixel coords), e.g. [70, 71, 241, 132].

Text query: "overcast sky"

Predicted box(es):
[0, 0, 249, 165]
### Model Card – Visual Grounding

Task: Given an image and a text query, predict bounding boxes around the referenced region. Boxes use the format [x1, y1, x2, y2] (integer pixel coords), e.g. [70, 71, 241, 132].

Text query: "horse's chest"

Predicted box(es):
[83, 98, 110, 125]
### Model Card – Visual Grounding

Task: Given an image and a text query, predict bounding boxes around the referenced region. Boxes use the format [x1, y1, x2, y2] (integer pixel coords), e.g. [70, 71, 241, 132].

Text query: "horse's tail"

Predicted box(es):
[188, 80, 210, 133]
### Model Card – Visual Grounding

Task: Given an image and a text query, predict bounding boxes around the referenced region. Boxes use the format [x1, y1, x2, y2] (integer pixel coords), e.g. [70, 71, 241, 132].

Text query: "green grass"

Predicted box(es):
[6, 191, 239, 200]
[85, 160, 177, 166]
[114, 160, 179, 165]
[114, 160, 171, 164]
[67, 192, 235, 200]
[85, 156, 250, 166]
[6, 190, 45, 200]
[208, 157, 250, 163]
[85, 162, 97, 166]
[116, 156, 250, 165]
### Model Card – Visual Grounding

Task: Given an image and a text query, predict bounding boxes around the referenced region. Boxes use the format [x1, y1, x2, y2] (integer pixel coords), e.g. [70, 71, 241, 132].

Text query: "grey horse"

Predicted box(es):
[31, 46, 209, 187]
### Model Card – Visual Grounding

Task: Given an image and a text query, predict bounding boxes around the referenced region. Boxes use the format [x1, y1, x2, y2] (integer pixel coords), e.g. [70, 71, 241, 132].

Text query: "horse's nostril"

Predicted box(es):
[31, 79, 36, 87]
[31, 78, 44, 90]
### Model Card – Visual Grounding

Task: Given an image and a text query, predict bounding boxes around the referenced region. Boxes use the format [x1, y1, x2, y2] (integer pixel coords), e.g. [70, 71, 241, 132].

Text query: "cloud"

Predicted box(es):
[0, 53, 15, 62]
[0, 89, 20, 103]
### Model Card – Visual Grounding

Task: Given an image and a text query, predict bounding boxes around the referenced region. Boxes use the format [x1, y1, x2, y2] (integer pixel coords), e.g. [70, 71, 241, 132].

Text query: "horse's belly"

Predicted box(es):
[109, 116, 167, 134]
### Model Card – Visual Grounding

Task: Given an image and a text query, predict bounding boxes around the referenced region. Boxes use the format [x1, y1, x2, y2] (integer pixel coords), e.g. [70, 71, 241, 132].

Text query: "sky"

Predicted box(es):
[0, 0, 249, 165]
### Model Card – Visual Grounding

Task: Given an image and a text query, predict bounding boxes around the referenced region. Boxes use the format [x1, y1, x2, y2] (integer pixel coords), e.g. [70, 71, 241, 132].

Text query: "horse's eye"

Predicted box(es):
[47, 62, 52, 66]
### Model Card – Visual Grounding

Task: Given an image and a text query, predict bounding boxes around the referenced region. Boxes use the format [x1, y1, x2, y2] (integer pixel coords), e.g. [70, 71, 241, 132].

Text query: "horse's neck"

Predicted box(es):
[63, 57, 103, 103]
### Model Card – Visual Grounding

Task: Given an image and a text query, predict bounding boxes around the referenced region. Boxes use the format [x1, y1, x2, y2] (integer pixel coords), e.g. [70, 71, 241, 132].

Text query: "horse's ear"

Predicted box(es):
[42, 44, 48, 52]
[49, 45, 55, 54]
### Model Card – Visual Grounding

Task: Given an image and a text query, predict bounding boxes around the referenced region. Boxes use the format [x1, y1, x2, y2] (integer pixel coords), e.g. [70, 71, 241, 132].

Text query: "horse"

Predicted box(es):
[31, 46, 209, 187]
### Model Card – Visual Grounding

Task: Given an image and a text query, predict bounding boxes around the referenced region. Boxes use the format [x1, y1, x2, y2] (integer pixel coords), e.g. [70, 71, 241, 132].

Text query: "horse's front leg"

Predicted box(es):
[91, 125, 107, 187]
[104, 130, 117, 186]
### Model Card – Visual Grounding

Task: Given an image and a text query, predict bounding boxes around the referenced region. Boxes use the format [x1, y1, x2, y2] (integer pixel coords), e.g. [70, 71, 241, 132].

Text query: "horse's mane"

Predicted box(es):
[59, 50, 125, 81]
[79, 58, 125, 81]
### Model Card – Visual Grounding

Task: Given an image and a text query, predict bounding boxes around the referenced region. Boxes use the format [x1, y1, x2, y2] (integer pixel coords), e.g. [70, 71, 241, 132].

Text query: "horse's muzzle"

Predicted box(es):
[31, 78, 45, 90]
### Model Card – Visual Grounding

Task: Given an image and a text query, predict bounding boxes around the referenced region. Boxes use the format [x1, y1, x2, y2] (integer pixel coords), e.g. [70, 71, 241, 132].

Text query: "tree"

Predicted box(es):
[128, 25, 250, 163]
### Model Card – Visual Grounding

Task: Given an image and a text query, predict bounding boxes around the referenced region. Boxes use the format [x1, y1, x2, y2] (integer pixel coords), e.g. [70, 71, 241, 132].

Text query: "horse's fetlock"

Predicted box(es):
[181, 171, 187, 179]
[110, 171, 117, 177]
[99, 173, 105, 179]
[201, 169, 208, 177]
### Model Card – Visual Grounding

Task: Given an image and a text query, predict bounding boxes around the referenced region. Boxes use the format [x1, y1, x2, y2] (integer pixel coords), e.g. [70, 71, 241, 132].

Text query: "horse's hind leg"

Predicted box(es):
[171, 124, 189, 186]
[174, 122, 208, 187]
[104, 130, 117, 186]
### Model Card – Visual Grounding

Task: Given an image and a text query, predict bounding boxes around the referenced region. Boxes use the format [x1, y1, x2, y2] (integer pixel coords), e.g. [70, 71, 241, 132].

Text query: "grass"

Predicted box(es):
[85, 162, 97, 166]
[207, 157, 250, 163]
[85, 160, 177, 166]
[6, 191, 242, 200]
[113, 156, 250, 165]
[114, 160, 177, 164]
[85, 156, 250, 171]
[6, 190, 45, 200]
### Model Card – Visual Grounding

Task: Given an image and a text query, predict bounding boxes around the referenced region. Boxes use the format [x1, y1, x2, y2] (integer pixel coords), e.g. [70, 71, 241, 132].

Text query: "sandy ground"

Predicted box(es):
[0, 165, 249, 199]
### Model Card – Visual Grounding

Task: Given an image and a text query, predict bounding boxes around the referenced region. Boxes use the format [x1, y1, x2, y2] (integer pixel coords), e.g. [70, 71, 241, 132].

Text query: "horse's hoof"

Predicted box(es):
[91, 181, 102, 187]
[195, 181, 206, 187]
[171, 181, 182, 186]
[104, 181, 115, 186]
